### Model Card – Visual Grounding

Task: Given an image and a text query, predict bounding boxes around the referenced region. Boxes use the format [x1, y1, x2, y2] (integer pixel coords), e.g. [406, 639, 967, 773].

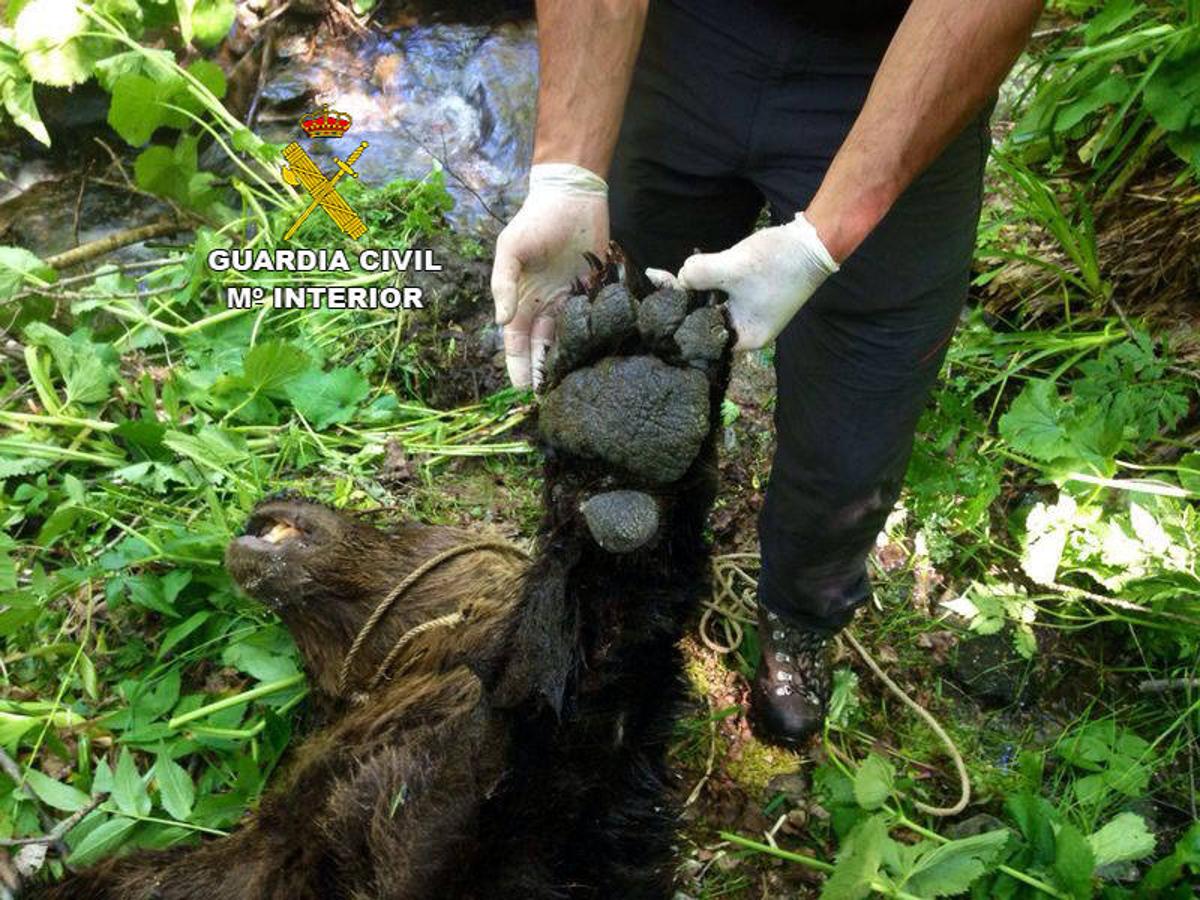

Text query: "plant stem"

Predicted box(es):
[168, 674, 306, 729]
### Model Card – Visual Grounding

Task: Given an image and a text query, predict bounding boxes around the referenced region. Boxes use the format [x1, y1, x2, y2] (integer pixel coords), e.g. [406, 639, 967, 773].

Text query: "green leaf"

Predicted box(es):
[821, 814, 890, 900]
[0, 44, 50, 145]
[1087, 812, 1155, 867]
[179, 0, 235, 46]
[185, 58, 226, 99]
[1083, 0, 1141, 44]
[1021, 493, 1078, 587]
[1144, 46, 1200, 134]
[1178, 453, 1200, 494]
[221, 628, 301, 683]
[1052, 823, 1095, 900]
[13, 0, 95, 86]
[286, 366, 372, 429]
[0, 246, 54, 300]
[852, 754, 895, 811]
[93, 48, 177, 92]
[1001, 380, 1074, 462]
[242, 341, 312, 398]
[112, 748, 152, 817]
[23, 768, 91, 812]
[108, 72, 177, 146]
[67, 815, 137, 867]
[153, 752, 194, 821]
[893, 830, 1010, 898]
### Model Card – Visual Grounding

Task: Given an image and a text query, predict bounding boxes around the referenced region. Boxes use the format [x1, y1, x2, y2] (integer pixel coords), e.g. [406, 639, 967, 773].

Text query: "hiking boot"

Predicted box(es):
[749, 608, 832, 747]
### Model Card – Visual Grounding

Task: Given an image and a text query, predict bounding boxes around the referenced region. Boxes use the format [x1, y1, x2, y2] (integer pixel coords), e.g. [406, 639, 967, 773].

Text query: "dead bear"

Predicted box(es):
[29, 256, 732, 899]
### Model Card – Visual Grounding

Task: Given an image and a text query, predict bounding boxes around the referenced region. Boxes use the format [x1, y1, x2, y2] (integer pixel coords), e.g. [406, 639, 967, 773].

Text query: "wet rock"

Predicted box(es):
[950, 631, 1035, 707]
[764, 772, 807, 804]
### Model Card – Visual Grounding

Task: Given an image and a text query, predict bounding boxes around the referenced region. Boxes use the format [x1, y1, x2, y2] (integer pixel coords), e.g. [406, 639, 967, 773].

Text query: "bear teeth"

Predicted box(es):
[262, 521, 302, 544]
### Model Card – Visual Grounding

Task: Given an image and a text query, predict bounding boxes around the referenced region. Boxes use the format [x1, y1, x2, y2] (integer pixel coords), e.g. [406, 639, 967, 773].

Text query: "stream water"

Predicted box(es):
[258, 20, 538, 235]
[0, 16, 539, 257]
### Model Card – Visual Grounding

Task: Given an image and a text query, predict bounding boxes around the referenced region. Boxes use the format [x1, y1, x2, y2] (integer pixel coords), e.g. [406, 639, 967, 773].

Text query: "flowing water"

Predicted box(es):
[258, 20, 538, 234]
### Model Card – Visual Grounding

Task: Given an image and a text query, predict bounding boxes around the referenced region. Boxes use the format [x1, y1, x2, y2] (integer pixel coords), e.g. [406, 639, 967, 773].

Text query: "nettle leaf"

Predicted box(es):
[820, 814, 891, 900]
[892, 829, 1009, 898]
[1087, 812, 1155, 867]
[0, 245, 54, 300]
[23, 768, 91, 812]
[286, 366, 372, 429]
[1052, 823, 1095, 900]
[153, 751, 194, 821]
[852, 754, 895, 811]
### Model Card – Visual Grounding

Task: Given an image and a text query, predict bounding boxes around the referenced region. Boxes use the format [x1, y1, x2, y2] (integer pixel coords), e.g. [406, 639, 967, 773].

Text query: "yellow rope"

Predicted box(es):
[705, 552, 970, 817]
[338, 540, 530, 696]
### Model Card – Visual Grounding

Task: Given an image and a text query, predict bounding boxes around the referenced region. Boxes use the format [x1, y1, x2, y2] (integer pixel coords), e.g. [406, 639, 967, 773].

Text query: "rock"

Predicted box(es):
[950, 631, 1035, 706]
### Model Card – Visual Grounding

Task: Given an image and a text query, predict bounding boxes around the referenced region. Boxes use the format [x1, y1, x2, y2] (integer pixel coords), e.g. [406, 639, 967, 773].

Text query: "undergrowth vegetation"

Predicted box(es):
[0, 0, 1198, 897]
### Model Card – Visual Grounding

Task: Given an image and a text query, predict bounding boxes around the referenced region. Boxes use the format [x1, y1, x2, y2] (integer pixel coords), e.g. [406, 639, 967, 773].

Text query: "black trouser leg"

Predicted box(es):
[610, 0, 991, 633]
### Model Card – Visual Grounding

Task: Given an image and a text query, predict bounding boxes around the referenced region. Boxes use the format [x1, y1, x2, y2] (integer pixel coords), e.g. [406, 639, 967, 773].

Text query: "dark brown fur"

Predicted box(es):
[30, 264, 730, 900]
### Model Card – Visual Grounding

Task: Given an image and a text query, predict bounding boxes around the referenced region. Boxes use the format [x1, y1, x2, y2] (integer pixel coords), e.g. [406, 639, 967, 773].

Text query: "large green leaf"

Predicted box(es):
[23, 768, 92, 813]
[852, 754, 894, 811]
[13, 0, 95, 86]
[1052, 823, 1095, 900]
[112, 748, 152, 817]
[286, 367, 372, 429]
[891, 830, 1010, 898]
[821, 814, 891, 900]
[1087, 812, 1155, 867]
[0, 246, 54, 301]
[153, 752, 195, 821]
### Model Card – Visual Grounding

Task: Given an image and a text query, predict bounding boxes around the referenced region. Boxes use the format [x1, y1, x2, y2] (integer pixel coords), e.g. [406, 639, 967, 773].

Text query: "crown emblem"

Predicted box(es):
[300, 105, 352, 139]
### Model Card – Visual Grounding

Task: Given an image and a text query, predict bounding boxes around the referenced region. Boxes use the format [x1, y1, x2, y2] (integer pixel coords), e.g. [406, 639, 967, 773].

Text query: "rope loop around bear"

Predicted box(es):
[338, 540, 531, 697]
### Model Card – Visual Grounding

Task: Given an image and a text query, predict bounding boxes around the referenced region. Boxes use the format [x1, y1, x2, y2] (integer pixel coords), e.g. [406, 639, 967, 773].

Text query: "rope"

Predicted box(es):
[704, 552, 970, 817]
[337, 540, 530, 696]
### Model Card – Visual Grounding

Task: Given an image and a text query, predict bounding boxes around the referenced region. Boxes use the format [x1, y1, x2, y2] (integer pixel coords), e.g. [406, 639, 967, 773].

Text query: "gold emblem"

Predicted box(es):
[280, 140, 370, 241]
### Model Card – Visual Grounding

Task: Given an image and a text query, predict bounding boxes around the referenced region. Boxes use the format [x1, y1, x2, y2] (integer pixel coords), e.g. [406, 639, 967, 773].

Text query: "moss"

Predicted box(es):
[724, 739, 801, 796]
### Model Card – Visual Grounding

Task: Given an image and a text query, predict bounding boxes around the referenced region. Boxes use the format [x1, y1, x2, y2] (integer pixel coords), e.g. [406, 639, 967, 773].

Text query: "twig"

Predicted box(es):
[44, 221, 187, 271]
[0, 796, 105, 848]
[245, 24, 277, 130]
[72, 161, 91, 250]
[1139, 678, 1200, 694]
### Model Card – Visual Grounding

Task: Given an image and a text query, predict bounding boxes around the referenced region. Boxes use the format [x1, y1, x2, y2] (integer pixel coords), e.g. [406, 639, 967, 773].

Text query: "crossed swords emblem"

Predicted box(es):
[280, 140, 370, 241]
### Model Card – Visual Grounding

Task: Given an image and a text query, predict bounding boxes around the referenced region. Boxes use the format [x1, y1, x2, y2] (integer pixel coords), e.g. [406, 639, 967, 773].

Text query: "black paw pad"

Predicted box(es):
[580, 490, 660, 553]
[538, 355, 709, 483]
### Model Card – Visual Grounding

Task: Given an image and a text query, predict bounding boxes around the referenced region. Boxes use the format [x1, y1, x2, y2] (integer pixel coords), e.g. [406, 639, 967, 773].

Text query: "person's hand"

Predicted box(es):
[491, 163, 609, 388]
[676, 212, 839, 351]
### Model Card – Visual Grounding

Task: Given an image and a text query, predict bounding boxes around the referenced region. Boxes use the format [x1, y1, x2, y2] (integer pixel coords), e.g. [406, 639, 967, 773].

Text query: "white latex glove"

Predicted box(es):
[676, 212, 839, 351]
[491, 163, 609, 388]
